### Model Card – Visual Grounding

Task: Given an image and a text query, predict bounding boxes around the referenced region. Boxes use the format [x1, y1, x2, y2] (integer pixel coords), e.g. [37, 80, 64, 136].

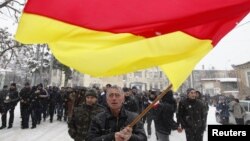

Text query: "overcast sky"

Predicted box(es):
[1, 10, 250, 71]
[195, 13, 250, 70]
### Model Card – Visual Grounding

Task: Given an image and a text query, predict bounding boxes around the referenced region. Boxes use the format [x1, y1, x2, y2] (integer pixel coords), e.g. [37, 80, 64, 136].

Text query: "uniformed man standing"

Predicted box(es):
[68, 89, 105, 141]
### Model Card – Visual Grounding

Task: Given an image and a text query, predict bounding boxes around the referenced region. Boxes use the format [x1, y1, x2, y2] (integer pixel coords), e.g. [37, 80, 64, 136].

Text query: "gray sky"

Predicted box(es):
[195, 13, 250, 70]
[1, 11, 250, 71]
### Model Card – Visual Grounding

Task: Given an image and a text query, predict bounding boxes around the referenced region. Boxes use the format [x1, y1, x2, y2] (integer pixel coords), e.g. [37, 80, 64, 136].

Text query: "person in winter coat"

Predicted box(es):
[0, 85, 8, 115]
[29, 86, 40, 128]
[0, 83, 19, 129]
[37, 83, 49, 122]
[177, 88, 206, 141]
[154, 90, 181, 141]
[196, 91, 209, 129]
[86, 85, 147, 141]
[145, 90, 157, 139]
[216, 97, 230, 125]
[68, 89, 105, 141]
[123, 87, 138, 113]
[231, 98, 246, 125]
[19, 82, 32, 129]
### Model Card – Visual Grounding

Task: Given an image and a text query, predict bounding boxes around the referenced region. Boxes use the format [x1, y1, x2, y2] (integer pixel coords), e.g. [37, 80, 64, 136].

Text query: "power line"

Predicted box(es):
[236, 21, 250, 28]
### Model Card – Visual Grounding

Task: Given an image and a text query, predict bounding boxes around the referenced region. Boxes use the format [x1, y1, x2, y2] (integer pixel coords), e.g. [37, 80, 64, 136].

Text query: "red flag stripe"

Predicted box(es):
[23, 0, 250, 45]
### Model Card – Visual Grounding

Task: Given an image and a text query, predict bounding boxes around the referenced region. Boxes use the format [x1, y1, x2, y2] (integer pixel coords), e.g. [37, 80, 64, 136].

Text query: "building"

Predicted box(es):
[200, 78, 238, 97]
[69, 67, 170, 91]
[232, 61, 250, 99]
[180, 69, 237, 96]
[123, 67, 169, 91]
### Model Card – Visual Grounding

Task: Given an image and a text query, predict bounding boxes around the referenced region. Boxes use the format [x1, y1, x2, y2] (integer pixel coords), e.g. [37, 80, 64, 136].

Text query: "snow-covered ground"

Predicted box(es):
[0, 105, 219, 141]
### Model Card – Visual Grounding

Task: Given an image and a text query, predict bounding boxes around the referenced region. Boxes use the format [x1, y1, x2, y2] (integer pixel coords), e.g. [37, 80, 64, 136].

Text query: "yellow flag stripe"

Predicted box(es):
[15, 13, 213, 90]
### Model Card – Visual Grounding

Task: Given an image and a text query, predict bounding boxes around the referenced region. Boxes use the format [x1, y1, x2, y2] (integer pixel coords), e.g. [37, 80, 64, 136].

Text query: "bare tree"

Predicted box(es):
[0, 0, 26, 22]
[0, 28, 27, 68]
[52, 56, 73, 87]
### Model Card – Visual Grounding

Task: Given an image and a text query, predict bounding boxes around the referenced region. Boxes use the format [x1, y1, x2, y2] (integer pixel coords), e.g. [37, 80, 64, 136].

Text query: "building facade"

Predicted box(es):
[233, 61, 250, 99]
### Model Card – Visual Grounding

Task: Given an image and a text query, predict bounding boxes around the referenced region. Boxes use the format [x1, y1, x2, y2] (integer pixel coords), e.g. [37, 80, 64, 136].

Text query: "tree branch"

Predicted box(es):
[0, 0, 13, 9]
[6, 5, 21, 13]
[4, 48, 14, 69]
[0, 43, 23, 57]
[12, 0, 25, 6]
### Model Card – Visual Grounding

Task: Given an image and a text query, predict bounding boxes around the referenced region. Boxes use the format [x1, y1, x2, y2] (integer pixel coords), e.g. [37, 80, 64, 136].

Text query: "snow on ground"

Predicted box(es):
[0, 105, 219, 141]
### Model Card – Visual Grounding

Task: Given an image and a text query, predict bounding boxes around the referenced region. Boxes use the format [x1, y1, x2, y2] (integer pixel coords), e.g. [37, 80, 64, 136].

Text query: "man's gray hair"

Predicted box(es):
[106, 85, 124, 94]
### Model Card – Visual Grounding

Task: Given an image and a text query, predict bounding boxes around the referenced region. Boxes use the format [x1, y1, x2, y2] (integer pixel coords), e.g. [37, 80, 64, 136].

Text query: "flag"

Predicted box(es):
[15, 0, 250, 90]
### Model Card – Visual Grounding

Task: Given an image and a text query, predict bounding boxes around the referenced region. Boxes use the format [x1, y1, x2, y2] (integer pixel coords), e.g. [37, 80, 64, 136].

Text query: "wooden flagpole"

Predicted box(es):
[128, 84, 173, 127]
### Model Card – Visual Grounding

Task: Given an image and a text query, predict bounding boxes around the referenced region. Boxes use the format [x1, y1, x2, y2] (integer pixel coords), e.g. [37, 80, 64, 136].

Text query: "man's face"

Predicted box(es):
[124, 91, 131, 97]
[132, 89, 137, 94]
[106, 88, 124, 110]
[188, 90, 197, 100]
[85, 96, 97, 106]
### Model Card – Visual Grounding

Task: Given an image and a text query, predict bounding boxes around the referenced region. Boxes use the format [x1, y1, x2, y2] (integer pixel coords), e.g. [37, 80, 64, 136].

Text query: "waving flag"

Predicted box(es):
[15, 0, 250, 90]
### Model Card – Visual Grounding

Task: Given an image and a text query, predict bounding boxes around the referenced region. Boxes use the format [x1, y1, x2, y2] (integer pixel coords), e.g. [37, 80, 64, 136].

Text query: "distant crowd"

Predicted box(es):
[0, 82, 225, 141]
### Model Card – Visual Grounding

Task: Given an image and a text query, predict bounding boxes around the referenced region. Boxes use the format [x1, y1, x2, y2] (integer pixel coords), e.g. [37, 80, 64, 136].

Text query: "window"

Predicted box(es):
[205, 88, 215, 95]
[159, 71, 163, 78]
[134, 71, 142, 78]
[240, 102, 249, 112]
[123, 75, 127, 80]
[154, 83, 158, 89]
[53, 70, 57, 76]
[160, 83, 163, 90]
[149, 83, 153, 89]
[247, 72, 250, 87]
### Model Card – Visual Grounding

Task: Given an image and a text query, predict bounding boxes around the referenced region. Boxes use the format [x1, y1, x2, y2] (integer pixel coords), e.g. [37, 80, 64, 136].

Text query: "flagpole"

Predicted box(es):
[128, 83, 173, 127]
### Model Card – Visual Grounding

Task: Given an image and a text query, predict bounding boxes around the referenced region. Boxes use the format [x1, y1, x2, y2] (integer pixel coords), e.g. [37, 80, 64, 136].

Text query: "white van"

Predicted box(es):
[239, 100, 250, 125]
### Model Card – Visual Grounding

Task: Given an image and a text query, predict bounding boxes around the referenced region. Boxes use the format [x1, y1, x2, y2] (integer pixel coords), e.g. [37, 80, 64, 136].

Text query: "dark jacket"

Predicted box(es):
[0, 89, 8, 113]
[19, 87, 31, 106]
[86, 107, 147, 141]
[154, 102, 178, 135]
[124, 96, 138, 113]
[68, 104, 105, 141]
[177, 98, 206, 131]
[216, 102, 229, 118]
[4, 89, 19, 105]
[29, 87, 41, 109]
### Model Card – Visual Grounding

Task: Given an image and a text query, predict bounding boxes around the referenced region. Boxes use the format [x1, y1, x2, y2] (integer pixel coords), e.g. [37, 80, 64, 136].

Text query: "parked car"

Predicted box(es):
[215, 100, 250, 125]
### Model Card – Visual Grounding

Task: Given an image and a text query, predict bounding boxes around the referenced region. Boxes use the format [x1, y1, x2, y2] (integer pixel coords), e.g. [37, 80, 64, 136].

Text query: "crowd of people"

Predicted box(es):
[0, 82, 212, 141]
[215, 95, 246, 125]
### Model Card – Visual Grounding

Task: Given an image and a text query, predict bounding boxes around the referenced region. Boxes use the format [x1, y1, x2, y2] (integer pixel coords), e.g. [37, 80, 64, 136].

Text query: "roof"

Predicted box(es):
[232, 61, 250, 68]
[223, 90, 239, 93]
[201, 78, 237, 82]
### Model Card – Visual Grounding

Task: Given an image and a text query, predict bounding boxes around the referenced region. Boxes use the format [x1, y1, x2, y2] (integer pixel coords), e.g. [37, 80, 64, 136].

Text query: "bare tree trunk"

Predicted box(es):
[58, 69, 62, 87]
[48, 55, 54, 86]
[39, 44, 44, 84]
[64, 71, 68, 87]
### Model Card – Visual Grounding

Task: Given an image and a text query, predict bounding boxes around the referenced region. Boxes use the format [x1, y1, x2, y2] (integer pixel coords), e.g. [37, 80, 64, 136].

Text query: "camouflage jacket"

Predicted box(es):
[68, 104, 105, 141]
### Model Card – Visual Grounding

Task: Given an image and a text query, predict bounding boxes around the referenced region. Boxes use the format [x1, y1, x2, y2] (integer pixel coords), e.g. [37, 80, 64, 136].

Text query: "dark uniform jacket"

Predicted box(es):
[86, 107, 147, 141]
[68, 104, 105, 141]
